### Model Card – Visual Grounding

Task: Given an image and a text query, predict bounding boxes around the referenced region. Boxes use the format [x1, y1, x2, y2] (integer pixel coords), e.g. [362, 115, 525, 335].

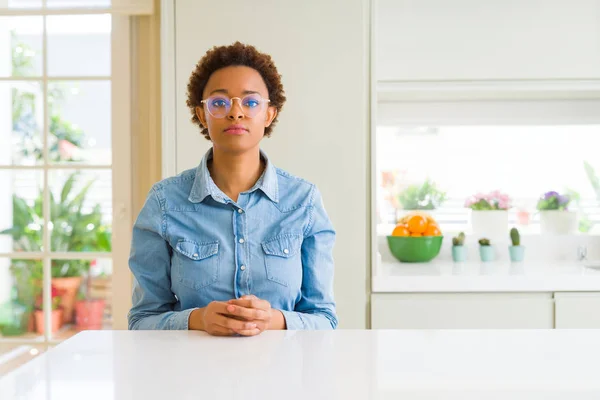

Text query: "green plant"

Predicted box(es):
[398, 179, 447, 210]
[1, 172, 112, 280]
[510, 228, 520, 246]
[478, 238, 491, 246]
[536, 191, 571, 211]
[452, 232, 465, 246]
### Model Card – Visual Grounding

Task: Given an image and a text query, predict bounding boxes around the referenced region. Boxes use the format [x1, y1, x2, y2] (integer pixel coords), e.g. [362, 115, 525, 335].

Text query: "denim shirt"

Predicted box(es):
[127, 148, 337, 331]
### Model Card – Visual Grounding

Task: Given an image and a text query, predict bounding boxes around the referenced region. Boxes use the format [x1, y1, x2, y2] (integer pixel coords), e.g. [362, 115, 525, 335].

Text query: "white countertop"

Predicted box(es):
[372, 260, 600, 293]
[2, 330, 600, 399]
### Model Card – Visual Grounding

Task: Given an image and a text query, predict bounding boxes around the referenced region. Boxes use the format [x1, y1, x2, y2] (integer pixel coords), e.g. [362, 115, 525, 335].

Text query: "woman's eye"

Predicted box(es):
[244, 100, 260, 108]
[212, 99, 227, 108]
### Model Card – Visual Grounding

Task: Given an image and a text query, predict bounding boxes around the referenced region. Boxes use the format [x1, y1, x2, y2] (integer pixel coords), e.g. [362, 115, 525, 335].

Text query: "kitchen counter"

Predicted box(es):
[1, 330, 600, 399]
[372, 260, 600, 292]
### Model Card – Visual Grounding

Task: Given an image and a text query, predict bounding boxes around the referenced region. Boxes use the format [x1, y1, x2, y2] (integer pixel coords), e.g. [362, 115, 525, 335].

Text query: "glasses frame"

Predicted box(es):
[200, 94, 271, 119]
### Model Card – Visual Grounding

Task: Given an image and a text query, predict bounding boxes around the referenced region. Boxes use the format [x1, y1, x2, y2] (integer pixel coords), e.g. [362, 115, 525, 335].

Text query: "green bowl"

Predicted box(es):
[386, 236, 444, 263]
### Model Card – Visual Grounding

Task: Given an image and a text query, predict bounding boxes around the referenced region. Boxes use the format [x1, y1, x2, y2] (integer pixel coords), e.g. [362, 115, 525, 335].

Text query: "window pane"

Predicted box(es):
[49, 170, 112, 252]
[0, 170, 44, 252]
[47, 259, 112, 340]
[376, 125, 600, 235]
[0, 258, 42, 342]
[48, 81, 111, 165]
[47, 0, 110, 7]
[3, 0, 42, 9]
[47, 15, 111, 77]
[0, 17, 43, 78]
[1, 81, 43, 166]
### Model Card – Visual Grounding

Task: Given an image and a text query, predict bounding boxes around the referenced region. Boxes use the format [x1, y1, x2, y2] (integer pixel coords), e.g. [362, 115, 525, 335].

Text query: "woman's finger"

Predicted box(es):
[225, 304, 268, 320]
[213, 313, 257, 331]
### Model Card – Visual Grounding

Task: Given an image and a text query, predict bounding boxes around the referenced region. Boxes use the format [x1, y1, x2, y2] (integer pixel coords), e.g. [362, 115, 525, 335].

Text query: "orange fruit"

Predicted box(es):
[391, 224, 410, 237]
[423, 225, 441, 237]
[407, 215, 427, 234]
[411, 232, 423, 237]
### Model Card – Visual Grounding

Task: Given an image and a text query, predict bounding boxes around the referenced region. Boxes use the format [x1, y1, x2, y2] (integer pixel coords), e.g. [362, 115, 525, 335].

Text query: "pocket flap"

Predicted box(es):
[176, 239, 218, 261]
[261, 234, 302, 258]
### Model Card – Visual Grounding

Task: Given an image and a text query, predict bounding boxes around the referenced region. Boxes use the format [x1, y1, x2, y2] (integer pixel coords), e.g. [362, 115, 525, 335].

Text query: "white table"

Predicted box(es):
[1, 330, 600, 399]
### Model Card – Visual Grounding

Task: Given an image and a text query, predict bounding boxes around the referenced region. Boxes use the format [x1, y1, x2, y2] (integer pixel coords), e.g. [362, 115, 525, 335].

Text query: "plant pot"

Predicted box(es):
[509, 245, 525, 262]
[539, 210, 578, 235]
[479, 246, 495, 262]
[51, 276, 82, 323]
[471, 210, 508, 241]
[34, 309, 63, 335]
[75, 299, 105, 330]
[452, 246, 468, 262]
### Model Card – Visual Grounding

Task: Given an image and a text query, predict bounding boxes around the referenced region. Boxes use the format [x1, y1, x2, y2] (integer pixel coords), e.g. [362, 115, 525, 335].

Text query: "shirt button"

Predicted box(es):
[237, 208, 243, 214]
[193, 253, 199, 258]
[283, 249, 289, 254]
[238, 238, 245, 244]
[240, 265, 246, 271]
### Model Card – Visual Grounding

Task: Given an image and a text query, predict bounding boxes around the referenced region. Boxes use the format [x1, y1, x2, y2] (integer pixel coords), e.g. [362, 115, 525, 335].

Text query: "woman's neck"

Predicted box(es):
[208, 147, 265, 203]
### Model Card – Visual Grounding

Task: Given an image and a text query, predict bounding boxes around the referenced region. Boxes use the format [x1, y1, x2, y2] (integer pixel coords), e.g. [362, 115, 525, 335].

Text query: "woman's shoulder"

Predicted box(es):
[274, 167, 325, 208]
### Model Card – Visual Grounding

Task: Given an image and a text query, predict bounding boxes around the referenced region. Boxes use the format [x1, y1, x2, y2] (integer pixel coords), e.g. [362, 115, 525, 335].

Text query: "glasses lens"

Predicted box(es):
[241, 94, 264, 118]
[206, 96, 231, 118]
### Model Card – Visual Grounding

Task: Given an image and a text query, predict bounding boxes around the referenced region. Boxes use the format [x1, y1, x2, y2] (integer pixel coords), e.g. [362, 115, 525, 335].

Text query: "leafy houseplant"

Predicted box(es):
[536, 191, 577, 235]
[465, 191, 512, 240]
[508, 227, 525, 262]
[75, 262, 107, 331]
[33, 285, 63, 335]
[478, 238, 495, 262]
[2, 172, 111, 326]
[451, 232, 467, 262]
[398, 179, 447, 211]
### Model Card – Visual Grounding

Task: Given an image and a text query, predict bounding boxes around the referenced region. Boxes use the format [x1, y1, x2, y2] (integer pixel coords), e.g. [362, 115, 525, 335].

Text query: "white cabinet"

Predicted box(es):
[371, 293, 554, 329]
[377, 0, 600, 82]
[555, 292, 600, 329]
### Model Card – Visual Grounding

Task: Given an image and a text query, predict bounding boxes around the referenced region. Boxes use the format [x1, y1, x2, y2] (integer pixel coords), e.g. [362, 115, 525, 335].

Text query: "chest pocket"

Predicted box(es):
[173, 239, 220, 290]
[261, 234, 303, 287]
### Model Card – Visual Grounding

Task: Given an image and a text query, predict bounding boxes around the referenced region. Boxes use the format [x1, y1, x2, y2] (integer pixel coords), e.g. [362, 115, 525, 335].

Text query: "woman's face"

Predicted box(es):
[196, 66, 277, 155]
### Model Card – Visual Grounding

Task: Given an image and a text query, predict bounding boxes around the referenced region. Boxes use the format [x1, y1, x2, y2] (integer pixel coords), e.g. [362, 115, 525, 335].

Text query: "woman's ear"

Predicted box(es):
[265, 106, 277, 128]
[196, 106, 207, 128]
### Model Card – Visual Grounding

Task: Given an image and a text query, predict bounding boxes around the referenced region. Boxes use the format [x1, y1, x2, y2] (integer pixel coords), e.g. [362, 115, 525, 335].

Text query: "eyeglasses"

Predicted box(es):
[200, 94, 270, 119]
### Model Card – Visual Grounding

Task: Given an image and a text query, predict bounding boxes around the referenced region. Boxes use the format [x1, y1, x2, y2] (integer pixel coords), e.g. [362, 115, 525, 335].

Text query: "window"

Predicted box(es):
[375, 101, 600, 237]
[0, 0, 145, 373]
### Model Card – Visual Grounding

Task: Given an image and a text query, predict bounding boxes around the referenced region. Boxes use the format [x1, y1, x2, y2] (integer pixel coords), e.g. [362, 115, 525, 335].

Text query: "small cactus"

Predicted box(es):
[510, 227, 520, 246]
[452, 232, 466, 246]
[478, 238, 491, 246]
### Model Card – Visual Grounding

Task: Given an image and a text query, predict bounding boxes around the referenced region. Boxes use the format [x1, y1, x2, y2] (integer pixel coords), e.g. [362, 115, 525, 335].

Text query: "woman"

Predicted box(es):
[127, 42, 337, 336]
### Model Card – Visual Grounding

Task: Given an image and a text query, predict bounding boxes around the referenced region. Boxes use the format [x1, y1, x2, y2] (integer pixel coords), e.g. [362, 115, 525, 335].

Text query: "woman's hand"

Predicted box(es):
[226, 295, 286, 335]
[189, 301, 260, 336]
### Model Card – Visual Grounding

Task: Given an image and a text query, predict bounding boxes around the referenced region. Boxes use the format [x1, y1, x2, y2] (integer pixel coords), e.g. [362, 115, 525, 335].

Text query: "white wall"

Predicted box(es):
[170, 0, 370, 328]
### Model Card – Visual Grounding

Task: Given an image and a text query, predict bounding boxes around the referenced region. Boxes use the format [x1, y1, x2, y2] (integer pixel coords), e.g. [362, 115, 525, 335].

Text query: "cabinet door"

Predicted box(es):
[371, 293, 554, 329]
[555, 293, 600, 329]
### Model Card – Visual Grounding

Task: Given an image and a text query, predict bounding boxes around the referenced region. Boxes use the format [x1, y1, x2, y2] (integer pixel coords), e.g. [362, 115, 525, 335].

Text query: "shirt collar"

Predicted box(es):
[188, 147, 279, 204]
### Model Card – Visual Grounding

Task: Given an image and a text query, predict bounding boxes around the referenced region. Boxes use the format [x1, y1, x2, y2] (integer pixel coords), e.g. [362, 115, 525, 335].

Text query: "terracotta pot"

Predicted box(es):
[34, 309, 63, 335]
[51, 276, 82, 323]
[75, 299, 105, 330]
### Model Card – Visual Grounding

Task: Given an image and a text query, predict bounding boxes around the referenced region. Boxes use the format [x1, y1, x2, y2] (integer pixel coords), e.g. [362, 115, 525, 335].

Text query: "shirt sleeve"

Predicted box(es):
[282, 185, 338, 330]
[127, 185, 197, 330]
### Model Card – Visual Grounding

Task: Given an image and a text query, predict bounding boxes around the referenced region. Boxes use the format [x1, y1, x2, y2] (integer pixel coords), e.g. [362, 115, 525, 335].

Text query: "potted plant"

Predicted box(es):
[451, 232, 467, 262]
[508, 227, 525, 262]
[1, 172, 112, 325]
[536, 191, 577, 234]
[33, 285, 63, 335]
[75, 263, 106, 331]
[478, 238, 494, 262]
[398, 178, 447, 211]
[465, 190, 512, 240]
